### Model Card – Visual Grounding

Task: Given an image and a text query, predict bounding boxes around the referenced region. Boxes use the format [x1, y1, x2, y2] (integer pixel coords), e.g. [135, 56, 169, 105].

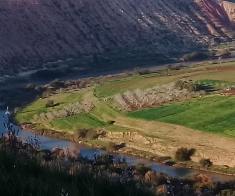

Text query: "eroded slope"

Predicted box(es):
[0, 0, 235, 75]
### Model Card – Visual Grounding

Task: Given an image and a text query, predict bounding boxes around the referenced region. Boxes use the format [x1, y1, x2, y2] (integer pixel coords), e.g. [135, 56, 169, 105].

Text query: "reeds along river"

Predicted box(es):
[0, 110, 234, 182]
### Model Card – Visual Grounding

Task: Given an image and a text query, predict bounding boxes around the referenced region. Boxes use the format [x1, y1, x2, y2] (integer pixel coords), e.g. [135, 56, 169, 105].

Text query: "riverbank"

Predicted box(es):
[2, 130, 235, 196]
[13, 60, 235, 179]
[19, 122, 235, 179]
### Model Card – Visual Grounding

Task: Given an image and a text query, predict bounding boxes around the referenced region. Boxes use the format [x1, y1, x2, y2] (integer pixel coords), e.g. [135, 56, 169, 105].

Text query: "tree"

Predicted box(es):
[175, 147, 196, 161]
[199, 158, 213, 168]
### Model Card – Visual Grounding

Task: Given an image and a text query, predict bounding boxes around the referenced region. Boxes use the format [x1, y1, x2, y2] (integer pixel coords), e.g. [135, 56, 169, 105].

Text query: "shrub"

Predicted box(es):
[85, 129, 99, 139]
[199, 158, 213, 168]
[75, 129, 98, 140]
[94, 154, 114, 166]
[106, 142, 118, 151]
[46, 100, 55, 108]
[105, 142, 125, 151]
[144, 171, 166, 185]
[107, 120, 115, 125]
[135, 164, 151, 176]
[76, 129, 89, 139]
[175, 147, 196, 161]
[175, 80, 199, 92]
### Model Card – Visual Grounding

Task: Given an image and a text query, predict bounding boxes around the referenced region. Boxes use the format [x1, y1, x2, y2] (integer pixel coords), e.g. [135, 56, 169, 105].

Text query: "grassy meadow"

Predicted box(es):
[129, 95, 235, 137]
[95, 62, 235, 98]
[50, 113, 107, 131]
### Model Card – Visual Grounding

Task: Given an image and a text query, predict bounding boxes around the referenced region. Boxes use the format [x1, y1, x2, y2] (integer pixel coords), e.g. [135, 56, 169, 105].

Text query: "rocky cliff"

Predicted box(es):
[0, 0, 235, 75]
[221, 0, 235, 22]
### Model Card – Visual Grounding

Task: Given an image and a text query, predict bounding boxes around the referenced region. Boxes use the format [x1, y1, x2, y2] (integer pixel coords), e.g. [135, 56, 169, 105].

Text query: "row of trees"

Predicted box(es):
[34, 100, 94, 122]
[114, 82, 202, 111]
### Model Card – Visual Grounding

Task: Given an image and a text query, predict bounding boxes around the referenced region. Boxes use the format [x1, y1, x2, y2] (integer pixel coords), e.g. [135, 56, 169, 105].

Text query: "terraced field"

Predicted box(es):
[15, 61, 235, 166]
[16, 62, 235, 134]
[95, 62, 235, 98]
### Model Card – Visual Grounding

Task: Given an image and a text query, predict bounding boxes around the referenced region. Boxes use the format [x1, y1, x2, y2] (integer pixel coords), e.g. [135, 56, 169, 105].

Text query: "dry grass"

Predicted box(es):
[15, 61, 235, 167]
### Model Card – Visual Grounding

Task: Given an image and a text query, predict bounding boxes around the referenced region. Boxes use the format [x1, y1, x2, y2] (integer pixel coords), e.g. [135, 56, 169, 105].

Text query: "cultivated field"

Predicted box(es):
[129, 95, 235, 137]
[15, 61, 235, 167]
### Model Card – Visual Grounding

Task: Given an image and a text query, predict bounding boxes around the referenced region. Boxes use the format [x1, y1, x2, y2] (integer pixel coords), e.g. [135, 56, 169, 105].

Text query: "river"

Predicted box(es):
[0, 111, 234, 182]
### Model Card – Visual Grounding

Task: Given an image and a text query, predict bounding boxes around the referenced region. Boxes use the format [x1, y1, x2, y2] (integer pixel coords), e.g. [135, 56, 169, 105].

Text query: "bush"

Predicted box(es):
[106, 142, 118, 151]
[175, 147, 196, 161]
[86, 129, 99, 139]
[75, 129, 98, 140]
[46, 100, 55, 108]
[107, 120, 115, 125]
[76, 129, 89, 139]
[144, 171, 166, 185]
[199, 158, 213, 168]
[175, 80, 199, 92]
[135, 164, 151, 176]
[105, 142, 125, 151]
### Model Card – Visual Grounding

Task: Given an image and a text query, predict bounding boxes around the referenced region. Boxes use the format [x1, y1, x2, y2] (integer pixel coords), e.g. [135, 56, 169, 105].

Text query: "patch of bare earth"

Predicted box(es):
[223, 88, 235, 96]
[102, 117, 235, 167]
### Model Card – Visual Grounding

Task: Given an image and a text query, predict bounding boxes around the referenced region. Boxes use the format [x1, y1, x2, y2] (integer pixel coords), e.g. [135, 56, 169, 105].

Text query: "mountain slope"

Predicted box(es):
[0, 0, 235, 75]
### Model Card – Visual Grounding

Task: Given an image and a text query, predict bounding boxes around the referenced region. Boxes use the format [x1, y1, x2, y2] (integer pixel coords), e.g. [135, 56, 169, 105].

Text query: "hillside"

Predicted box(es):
[0, 0, 235, 75]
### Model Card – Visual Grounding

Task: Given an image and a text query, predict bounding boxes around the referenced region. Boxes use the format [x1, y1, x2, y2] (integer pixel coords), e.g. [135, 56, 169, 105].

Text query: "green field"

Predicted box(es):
[94, 73, 175, 97]
[95, 62, 235, 98]
[50, 114, 107, 131]
[14, 61, 235, 169]
[16, 61, 235, 137]
[128, 95, 235, 137]
[15, 90, 85, 123]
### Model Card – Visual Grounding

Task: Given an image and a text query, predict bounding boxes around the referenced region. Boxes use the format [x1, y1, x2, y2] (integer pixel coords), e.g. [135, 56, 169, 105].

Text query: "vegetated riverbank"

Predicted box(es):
[4, 109, 233, 182]
[19, 122, 235, 178]
[1, 127, 235, 196]
[13, 60, 235, 177]
[0, 133, 154, 196]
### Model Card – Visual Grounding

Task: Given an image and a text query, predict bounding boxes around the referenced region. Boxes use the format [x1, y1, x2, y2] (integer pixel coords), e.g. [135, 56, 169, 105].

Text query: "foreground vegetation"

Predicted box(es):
[1, 133, 235, 196]
[0, 135, 154, 196]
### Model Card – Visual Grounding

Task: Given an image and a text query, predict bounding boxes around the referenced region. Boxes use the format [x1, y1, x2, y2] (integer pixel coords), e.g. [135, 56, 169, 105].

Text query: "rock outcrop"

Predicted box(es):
[0, 0, 235, 75]
[221, 0, 235, 23]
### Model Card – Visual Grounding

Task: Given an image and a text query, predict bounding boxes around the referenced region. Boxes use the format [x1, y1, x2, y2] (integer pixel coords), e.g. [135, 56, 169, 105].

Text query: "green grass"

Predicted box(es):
[15, 90, 84, 123]
[128, 95, 235, 137]
[50, 113, 107, 131]
[95, 62, 235, 98]
[94, 73, 178, 98]
[190, 70, 235, 82]
[15, 61, 235, 136]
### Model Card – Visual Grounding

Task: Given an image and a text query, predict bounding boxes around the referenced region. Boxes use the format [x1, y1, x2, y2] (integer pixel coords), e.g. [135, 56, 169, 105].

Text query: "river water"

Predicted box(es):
[0, 111, 234, 182]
